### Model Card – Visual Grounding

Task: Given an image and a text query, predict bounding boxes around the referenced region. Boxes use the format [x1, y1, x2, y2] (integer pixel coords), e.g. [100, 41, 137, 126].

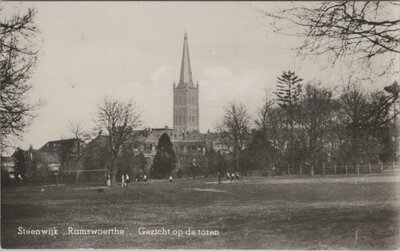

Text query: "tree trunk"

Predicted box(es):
[394, 102, 398, 161]
[111, 157, 118, 186]
[112, 168, 117, 186]
[75, 138, 81, 185]
[235, 149, 239, 172]
[74, 161, 80, 185]
[310, 160, 316, 176]
[75, 170, 79, 185]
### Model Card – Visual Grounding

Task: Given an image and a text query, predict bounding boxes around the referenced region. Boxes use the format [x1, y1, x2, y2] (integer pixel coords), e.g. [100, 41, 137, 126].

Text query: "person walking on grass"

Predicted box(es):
[226, 172, 230, 180]
[169, 175, 173, 184]
[121, 174, 125, 187]
[143, 174, 148, 184]
[230, 172, 235, 182]
[125, 174, 131, 187]
[235, 171, 240, 181]
[217, 172, 221, 184]
[107, 174, 111, 187]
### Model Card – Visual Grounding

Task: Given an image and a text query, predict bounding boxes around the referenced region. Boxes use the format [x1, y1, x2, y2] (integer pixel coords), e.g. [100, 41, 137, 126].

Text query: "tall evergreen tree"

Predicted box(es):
[152, 133, 176, 179]
[274, 70, 303, 173]
[275, 71, 303, 109]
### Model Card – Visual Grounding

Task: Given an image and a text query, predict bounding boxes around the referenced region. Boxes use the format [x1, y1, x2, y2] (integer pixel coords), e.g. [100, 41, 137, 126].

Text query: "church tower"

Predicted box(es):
[173, 32, 199, 133]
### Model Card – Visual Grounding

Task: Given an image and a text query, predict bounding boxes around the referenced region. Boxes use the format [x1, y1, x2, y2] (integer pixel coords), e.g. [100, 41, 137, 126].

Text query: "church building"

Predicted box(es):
[173, 32, 200, 133]
[127, 32, 223, 177]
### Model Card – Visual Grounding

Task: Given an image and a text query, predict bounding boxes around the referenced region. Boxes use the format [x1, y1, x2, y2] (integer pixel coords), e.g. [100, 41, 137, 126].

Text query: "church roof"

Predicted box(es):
[177, 32, 195, 88]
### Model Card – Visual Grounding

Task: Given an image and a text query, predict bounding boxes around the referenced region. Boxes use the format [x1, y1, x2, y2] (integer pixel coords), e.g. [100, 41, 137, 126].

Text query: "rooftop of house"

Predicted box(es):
[39, 138, 77, 153]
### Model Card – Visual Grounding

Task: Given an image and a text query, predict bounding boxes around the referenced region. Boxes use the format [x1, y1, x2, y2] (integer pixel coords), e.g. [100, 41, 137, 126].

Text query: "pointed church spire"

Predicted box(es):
[178, 32, 194, 88]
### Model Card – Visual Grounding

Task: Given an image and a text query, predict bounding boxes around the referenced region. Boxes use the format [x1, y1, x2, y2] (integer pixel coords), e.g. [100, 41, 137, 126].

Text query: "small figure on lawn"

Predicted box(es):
[217, 172, 221, 184]
[169, 175, 173, 184]
[226, 172, 230, 180]
[235, 171, 240, 181]
[125, 174, 131, 187]
[121, 174, 125, 187]
[107, 174, 111, 187]
[230, 172, 235, 182]
[143, 174, 148, 184]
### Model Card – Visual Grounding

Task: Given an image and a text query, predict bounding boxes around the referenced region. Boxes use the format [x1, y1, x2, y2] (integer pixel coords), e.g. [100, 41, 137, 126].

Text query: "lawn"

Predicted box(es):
[1, 174, 399, 249]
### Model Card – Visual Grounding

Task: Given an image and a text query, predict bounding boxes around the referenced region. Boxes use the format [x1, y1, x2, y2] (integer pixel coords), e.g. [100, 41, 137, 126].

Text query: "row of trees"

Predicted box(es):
[11, 80, 398, 182]
[216, 71, 399, 175]
[15, 75, 396, 182]
[6, 97, 144, 185]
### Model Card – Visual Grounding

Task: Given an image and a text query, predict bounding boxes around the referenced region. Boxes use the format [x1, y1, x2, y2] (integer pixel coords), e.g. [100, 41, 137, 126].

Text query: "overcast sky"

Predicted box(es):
[4, 1, 396, 152]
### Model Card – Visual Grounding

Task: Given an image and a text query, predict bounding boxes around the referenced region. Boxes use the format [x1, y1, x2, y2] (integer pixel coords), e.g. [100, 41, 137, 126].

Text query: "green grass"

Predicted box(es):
[2, 174, 399, 249]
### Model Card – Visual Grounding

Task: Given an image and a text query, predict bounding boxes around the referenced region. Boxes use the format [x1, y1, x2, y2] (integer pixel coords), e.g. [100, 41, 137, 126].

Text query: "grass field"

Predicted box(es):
[1, 174, 400, 249]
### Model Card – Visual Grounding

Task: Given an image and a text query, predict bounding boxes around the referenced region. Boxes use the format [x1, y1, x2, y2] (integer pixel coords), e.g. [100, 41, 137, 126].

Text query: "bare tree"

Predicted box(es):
[216, 102, 251, 172]
[68, 121, 91, 184]
[69, 122, 91, 158]
[298, 83, 334, 175]
[255, 94, 274, 139]
[254, 95, 283, 170]
[259, 1, 400, 78]
[335, 83, 398, 164]
[0, 6, 41, 148]
[95, 97, 141, 185]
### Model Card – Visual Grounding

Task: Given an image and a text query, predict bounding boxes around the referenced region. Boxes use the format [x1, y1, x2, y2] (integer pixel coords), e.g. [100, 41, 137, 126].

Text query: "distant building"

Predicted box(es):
[39, 138, 78, 155]
[131, 126, 221, 176]
[35, 138, 80, 172]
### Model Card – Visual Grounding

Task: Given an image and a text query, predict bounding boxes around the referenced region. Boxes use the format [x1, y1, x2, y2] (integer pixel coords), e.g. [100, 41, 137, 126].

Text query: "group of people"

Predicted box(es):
[106, 171, 240, 186]
[226, 172, 240, 182]
[121, 174, 131, 187]
[216, 171, 240, 184]
[106, 173, 149, 187]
